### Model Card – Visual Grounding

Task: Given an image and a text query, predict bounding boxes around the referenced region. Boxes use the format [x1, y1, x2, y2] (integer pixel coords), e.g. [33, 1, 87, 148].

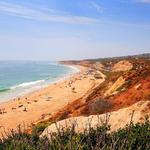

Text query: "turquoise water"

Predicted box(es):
[0, 61, 78, 102]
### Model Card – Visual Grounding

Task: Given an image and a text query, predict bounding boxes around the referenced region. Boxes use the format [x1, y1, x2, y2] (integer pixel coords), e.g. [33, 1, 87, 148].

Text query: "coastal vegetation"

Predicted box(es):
[0, 117, 149, 150]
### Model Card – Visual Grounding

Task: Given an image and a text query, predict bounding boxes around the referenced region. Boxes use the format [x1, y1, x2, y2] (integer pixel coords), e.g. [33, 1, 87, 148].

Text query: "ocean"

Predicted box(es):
[0, 61, 78, 102]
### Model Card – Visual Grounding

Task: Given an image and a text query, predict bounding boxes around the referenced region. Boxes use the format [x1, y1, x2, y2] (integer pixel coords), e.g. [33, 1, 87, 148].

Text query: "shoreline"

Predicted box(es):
[0, 64, 80, 104]
[0, 62, 105, 137]
[1, 63, 104, 135]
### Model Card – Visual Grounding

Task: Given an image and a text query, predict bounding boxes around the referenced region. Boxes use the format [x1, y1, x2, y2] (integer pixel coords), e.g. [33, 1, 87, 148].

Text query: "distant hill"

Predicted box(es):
[85, 53, 150, 61]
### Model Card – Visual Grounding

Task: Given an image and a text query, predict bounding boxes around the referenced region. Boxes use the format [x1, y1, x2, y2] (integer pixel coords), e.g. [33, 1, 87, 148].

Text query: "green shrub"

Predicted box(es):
[32, 122, 51, 135]
[90, 99, 113, 114]
[0, 117, 149, 150]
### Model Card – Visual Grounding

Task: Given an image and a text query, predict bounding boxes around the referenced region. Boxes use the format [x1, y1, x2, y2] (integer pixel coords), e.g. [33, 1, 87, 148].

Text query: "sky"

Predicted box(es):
[0, 0, 150, 60]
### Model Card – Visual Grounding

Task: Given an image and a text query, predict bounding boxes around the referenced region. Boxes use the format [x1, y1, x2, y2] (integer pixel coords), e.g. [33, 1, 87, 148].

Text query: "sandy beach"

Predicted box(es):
[0, 65, 104, 135]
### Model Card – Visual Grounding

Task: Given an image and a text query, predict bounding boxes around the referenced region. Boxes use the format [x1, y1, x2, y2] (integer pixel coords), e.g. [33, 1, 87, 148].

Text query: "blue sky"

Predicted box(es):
[0, 0, 150, 60]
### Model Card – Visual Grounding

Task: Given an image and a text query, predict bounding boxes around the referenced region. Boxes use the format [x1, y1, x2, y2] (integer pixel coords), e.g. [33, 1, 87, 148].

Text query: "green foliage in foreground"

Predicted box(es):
[32, 122, 51, 136]
[0, 118, 149, 150]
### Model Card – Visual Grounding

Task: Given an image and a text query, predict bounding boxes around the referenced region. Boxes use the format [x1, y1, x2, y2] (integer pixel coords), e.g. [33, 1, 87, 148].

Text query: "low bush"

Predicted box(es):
[90, 99, 113, 114]
[32, 122, 51, 135]
[0, 117, 149, 150]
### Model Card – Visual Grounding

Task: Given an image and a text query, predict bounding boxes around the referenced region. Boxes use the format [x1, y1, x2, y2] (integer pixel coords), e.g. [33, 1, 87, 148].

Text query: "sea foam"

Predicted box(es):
[10, 80, 45, 90]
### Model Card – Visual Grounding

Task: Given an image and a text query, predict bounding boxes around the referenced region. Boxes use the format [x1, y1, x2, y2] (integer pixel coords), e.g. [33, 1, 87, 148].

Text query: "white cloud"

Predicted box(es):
[90, 1, 103, 13]
[0, 2, 99, 25]
[0, 2, 149, 30]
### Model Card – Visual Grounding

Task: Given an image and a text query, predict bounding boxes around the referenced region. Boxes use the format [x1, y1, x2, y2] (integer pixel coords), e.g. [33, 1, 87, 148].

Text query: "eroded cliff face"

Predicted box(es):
[112, 60, 133, 72]
[41, 100, 150, 139]
[45, 58, 150, 123]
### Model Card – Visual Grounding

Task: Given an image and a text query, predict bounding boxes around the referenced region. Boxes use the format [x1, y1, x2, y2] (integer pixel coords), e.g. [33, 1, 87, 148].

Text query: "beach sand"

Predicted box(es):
[0, 65, 104, 136]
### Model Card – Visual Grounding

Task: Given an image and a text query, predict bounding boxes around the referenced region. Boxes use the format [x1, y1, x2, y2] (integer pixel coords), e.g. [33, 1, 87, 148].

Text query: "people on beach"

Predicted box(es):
[0, 108, 6, 114]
